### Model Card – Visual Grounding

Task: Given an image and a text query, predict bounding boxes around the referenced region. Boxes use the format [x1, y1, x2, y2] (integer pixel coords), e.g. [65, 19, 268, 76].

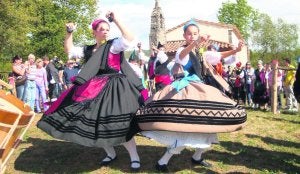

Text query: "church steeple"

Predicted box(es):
[149, 0, 166, 48]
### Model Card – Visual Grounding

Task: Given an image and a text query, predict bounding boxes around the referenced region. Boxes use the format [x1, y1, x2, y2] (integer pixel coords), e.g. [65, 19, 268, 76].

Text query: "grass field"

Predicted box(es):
[4, 109, 300, 174]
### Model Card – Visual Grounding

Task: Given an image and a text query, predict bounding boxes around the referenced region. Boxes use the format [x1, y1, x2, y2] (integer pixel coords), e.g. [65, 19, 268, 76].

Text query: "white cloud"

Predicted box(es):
[247, 0, 300, 24]
[98, 0, 300, 49]
[98, 1, 152, 48]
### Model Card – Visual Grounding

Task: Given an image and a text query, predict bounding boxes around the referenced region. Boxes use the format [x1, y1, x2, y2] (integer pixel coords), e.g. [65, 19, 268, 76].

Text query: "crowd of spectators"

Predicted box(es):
[222, 58, 298, 113]
[11, 54, 80, 113]
[7, 49, 299, 114]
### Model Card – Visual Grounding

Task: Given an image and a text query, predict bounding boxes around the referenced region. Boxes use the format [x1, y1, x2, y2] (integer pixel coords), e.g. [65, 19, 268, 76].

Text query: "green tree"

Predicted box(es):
[0, 0, 35, 58]
[251, 13, 299, 63]
[217, 0, 258, 42]
[276, 19, 298, 54]
[251, 13, 276, 60]
[29, 0, 98, 59]
[0, 0, 98, 62]
[0, 0, 38, 72]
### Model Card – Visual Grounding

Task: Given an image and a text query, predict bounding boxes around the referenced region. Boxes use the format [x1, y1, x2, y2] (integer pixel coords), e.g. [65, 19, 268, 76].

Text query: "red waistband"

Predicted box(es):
[155, 75, 172, 85]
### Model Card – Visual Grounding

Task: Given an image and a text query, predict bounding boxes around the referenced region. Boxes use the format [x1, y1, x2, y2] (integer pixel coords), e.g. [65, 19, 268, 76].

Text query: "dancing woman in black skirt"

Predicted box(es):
[37, 11, 148, 170]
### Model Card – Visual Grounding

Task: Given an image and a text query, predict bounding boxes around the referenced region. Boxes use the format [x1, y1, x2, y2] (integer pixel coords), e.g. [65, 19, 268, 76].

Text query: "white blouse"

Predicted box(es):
[203, 50, 222, 65]
[175, 47, 222, 66]
[175, 47, 189, 66]
[68, 36, 133, 59]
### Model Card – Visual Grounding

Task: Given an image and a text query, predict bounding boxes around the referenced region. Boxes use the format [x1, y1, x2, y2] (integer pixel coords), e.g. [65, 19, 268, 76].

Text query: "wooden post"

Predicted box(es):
[271, 61, 278, 114]
[0, 79, 16, 96]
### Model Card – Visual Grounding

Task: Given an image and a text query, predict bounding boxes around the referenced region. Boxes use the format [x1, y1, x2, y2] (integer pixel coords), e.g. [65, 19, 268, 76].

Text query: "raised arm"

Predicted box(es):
[179, 35, 209, 59]
[64, 23, 76, 54]
[106, 11, 134, 42]
[220, 40, 244, 59]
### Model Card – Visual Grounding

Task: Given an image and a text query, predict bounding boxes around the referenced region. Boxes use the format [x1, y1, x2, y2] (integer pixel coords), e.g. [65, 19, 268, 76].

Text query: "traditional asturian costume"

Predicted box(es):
[136, 44, 247, 171]
[153, 50, 174, 91]
[137, 46, 246, 140]
[37, 37, 147, 147]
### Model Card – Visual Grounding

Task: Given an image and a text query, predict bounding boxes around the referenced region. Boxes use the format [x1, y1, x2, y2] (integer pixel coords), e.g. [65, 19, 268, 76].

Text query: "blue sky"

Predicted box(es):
[97, 0, 300, 49]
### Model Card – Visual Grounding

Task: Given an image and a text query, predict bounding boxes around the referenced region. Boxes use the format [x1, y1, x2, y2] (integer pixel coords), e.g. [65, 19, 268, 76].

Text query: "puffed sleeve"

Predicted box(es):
[175, 47, 189, 66]
[157, 51, 168, 64]
[68, 46, 84, 59]
[110, 36, 134, 54]
[223, 55, 236, 65]
[204, 51, 221, 65]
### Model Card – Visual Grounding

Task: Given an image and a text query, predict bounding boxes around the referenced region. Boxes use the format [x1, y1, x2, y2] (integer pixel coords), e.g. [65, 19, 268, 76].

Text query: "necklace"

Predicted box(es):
[93, 40, 107, 52]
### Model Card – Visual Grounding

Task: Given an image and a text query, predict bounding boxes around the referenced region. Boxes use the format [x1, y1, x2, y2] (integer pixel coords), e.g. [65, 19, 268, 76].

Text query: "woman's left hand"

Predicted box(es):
[106, 11, 116, 22]
[235, 40, 244, 52]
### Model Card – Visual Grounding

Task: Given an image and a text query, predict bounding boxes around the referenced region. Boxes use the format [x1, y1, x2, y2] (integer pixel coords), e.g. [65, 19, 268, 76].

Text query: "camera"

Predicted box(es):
[67, 26, 74, 33]
[53, 56, 60, 63]
[66, 23, 77, 33]
[106, 13, 114, 22]
[108, 16, 113, 22]
[52, 56, 63, 69]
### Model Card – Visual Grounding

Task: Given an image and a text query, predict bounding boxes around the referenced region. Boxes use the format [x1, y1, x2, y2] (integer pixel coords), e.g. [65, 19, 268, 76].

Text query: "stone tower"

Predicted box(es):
[149, 0, 166, 48]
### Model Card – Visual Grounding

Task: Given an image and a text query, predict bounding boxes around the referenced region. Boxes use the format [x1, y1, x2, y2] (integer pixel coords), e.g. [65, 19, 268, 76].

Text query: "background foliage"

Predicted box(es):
[0, 0, 299, 72]
[217, 0, 259, 42]
[0, 0, 98, 72]
[217, 0, 299, 65]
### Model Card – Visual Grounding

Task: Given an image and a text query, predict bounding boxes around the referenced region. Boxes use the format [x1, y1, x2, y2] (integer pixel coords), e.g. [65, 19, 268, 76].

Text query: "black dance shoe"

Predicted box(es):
[130, 161, 140, 172]
[155, 162, 169, 173]
[191, 158, 212, 167]
[100, 155, 117, 166]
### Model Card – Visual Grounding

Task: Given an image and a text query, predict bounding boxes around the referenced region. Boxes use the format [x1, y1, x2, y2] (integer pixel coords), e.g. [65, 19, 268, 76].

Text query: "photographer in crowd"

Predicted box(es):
[43, 56, 64, 102]
[63, 59, 80, 89]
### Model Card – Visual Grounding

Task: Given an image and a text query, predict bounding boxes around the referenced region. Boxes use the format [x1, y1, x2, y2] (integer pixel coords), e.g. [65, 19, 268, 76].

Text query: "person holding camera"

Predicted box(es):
[12, 55, 27, 101]
[43, 56, 63, 103]
[37, 11, 148, 171]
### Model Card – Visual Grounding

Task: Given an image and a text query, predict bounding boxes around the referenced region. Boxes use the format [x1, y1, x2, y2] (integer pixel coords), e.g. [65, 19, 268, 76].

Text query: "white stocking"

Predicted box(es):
[158, 146, 185, 165]
[122, 138, 140, 168]
[102, 146, 116, 162]
[192, 148, 207, 160]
